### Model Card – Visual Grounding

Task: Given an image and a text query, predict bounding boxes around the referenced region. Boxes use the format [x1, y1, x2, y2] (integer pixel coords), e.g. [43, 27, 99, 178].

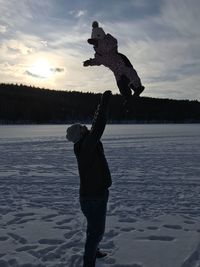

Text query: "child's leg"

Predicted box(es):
[128, 69, 145, 97]
[129, 82, 145, 97]
[116, 75, 132, 101]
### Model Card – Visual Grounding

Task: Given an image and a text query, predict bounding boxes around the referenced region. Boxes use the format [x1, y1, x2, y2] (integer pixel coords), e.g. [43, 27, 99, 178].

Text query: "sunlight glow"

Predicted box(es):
[28, 58, 53, 79]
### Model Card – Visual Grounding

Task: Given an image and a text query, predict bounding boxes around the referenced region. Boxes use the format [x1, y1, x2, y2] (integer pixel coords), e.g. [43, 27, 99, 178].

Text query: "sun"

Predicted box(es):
[28, 58, 53, 79]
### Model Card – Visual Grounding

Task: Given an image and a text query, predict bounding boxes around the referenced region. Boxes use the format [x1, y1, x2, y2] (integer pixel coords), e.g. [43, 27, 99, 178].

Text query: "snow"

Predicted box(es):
[0, 124, 200, 267]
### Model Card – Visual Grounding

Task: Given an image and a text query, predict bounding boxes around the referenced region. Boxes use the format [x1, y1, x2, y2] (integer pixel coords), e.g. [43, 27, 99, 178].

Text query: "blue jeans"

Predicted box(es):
[80, 191, 109, 267]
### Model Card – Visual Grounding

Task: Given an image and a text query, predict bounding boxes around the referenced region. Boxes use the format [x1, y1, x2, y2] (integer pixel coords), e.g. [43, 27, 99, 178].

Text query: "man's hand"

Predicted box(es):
[103, 90, 112, 97]
[83, 60, 91, 67]
[101, 90, 112, 105]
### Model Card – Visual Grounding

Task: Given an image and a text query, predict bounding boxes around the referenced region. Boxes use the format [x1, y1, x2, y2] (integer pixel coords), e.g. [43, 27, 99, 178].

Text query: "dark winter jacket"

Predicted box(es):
[74, 92, 112, 198]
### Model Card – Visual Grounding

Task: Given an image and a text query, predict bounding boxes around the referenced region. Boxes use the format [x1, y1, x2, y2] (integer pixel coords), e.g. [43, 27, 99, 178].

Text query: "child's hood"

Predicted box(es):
[91, 21, 106, 40]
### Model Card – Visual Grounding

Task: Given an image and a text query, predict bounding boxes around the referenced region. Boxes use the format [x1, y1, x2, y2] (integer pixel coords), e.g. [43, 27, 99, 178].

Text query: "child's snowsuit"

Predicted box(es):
[84, 22, 144, 101]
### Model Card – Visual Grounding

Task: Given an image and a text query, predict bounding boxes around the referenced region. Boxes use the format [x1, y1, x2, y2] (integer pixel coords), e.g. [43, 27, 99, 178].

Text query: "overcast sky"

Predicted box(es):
[0, 0, 200, 100]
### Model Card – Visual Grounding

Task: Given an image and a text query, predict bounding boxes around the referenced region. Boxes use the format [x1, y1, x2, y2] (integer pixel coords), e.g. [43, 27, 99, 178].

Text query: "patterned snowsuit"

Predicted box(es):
[87, 33, 143, 100]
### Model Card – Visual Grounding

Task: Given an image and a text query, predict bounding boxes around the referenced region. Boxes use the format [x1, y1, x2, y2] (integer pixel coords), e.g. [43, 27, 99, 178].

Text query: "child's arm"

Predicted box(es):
[83, 56, 102, 67]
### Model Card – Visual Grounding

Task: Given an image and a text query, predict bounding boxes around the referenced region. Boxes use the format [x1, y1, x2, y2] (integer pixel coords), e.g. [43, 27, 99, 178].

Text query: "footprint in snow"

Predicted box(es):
[163, 224, 183, 230]
[0, 236, 9, 241]
[56, 218, 73, 225]
[121, 227, 135, 232]
[38, 238, 65, 245]
[7, 233, 27, 244]
[15, 245, 38, 252]
[146, 226, 159, 230]
[138, 235, 176, 241]
[184, 220, 196, 225]
[41, 214, 58, 221]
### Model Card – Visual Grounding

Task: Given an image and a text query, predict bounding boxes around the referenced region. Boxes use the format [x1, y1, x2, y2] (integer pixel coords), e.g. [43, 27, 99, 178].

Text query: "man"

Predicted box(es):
[66, 90, 112, 267]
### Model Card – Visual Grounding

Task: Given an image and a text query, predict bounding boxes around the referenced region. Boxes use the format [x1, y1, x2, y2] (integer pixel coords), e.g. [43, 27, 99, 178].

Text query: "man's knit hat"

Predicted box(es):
[91, 21, 106, 40]
[66, 123, 82, 143]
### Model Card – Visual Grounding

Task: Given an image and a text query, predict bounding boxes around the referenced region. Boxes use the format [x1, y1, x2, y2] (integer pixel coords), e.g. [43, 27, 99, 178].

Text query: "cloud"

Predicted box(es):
[0, 0, 199, 100]
[0, 25, 6, 33]
[0, 62, 28, 81]
[25, 66, 65, 79]
[6, 40, 34, 55]
[161, 0, 200, 37]
[25, 70, 45, 79]
[50, 67, 65, 73]
[0, 33, 48, 62]
[73, 0, 163, 23]
[40, 41, 48, 47]
[69, 10, 87, 18]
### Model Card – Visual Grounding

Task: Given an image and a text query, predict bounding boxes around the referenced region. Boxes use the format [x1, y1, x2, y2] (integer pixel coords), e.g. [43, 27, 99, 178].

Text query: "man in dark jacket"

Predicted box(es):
[66, 90, 112, 267]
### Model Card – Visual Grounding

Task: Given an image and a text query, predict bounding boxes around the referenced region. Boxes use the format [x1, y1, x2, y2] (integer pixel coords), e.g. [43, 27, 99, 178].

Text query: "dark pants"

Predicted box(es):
[80, 191, 109, 267]
[117, 74, 142, 101]
[117, 75, 132, 101]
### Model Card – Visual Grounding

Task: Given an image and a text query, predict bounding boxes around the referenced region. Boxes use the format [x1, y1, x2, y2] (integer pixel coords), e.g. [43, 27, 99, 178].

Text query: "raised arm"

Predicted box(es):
[90, 90, 112, 140]
[78, 91, 111, 159]
[83, 56, 102, 67]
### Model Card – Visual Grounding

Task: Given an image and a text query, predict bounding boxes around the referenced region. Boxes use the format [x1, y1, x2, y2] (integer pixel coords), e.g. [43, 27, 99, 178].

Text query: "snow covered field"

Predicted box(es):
[0, 124, 200, 267]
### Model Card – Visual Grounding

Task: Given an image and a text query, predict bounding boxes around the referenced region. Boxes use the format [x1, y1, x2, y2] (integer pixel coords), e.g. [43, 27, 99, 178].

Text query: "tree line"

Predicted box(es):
[0, 83, 200, 123]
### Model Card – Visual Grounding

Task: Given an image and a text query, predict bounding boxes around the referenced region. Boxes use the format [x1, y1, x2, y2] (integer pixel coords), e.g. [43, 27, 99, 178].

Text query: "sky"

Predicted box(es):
[0, 0, 200, 100]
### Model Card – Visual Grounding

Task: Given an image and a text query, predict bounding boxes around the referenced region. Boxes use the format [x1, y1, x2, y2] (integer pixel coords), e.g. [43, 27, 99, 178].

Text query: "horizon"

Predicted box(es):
[0, 0, 200, 101]
[1, 82, 200, 103]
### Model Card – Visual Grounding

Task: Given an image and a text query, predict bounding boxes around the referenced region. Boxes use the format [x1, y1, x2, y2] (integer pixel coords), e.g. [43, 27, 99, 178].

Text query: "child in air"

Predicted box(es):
[83, 21, 145, 106]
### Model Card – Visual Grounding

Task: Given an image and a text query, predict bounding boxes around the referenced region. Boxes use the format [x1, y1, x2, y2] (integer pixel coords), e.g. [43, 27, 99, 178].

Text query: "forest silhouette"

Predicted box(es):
[0, 83, 200, 124]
